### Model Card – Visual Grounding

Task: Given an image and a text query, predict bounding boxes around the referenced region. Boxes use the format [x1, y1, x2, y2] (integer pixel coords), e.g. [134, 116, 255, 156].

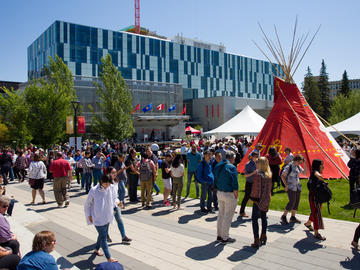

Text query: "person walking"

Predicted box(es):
[265, 147, 282, 195]
[107, 167, 132, 244]
[84, 174, 117, 263]
[171, 155, 185, 210]
[138, 153, 156, 209]
[239, 151, 259, 218]
[210, 151, 222, 211]
[49, 152, 72, 207]
[14, 151, 28, 183]
[0, 150, 12, 185]
[197, 150, 215, 214]
[114, 153, 128, 208]
[351, 224, 360, 250]
[186, 145, 201, 198]
[280, 154, 307, 224]
[74, 149, 83, 186]
[92, 151, 106, 186]
[28, 153, 47, 205]
[250, 157, 272, 248]
[348, 149, 360, 199]
[80, 151, 95, 194]
[180, 143, 188, 168]
[125, 148, 140, 203]
[304, 159, 326, 241]
[214, 151, 239, 244]
[146, 147, 160, 196]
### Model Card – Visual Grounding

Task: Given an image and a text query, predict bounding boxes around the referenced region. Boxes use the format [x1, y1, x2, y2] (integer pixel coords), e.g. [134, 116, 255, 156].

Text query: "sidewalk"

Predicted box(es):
[5, 180, 360, 270]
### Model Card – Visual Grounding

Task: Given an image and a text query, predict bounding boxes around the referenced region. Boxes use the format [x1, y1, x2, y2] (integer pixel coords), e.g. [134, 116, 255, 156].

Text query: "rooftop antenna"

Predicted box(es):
[135, 0, 140, 34]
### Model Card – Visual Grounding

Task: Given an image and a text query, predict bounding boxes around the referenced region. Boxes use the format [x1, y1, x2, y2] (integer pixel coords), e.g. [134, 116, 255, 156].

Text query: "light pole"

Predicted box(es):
[71, 100, 80, 151]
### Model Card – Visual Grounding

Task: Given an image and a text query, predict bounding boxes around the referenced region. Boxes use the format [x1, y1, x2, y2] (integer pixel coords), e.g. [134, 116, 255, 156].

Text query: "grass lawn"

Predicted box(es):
[154, 167, 358, 223]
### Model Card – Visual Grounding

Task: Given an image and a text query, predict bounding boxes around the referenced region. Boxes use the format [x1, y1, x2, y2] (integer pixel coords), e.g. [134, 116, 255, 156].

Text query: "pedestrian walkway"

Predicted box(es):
[5, 180, 360, 270]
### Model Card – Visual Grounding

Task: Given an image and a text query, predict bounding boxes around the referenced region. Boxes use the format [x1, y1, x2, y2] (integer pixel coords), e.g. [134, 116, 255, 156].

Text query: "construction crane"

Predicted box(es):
[135, 0, 140, 34]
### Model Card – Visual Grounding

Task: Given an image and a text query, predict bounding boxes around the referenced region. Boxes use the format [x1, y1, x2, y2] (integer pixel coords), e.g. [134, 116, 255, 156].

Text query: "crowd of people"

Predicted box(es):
[0, 136, 360, 267]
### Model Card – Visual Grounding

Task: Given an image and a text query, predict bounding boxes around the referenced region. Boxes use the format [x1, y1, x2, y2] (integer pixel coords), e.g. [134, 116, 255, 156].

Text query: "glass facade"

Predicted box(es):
[28, 20, 280, 101]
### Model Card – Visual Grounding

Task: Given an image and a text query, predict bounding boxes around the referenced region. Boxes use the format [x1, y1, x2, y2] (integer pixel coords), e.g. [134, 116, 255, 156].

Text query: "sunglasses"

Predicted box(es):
[1, 205, 9, 208]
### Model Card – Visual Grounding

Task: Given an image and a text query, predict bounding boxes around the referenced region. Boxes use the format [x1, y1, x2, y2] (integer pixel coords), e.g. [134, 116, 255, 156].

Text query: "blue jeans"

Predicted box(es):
[251, 203, 267, 238]
[118, 181, 126, 202]
[9, 167, 14, 180]
[83, 172, 92, 194]
[200, 182, 213, 210]
[93, 169, 103, 186]
[95, 223, 111, 259]
[153, 182, 160, 193]
[114, 207, 126, 238]
[186, 171, 199, 197]
[80, 173, 85, 189]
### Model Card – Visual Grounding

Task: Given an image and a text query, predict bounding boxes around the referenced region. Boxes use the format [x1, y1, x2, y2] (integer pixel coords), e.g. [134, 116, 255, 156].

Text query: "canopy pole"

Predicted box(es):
[314, 112, 359, 148]
[278, 85, 348, 180]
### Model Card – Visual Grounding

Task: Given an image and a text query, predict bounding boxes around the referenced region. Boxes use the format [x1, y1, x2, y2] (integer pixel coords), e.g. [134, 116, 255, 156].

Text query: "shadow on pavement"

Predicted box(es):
[185, 202, 200, 208]
[178, 210, 206, 224]
[185, 241, 224, 260]
[205, 216, 217, 222]
[227, 245, 257, 262]
[293, 231, 325, 254]
[231, 216, 250, 228]
[121, 207, 141, 215]
[340, 248, 360, 269]
[56, 256, 76, 270]
[31, 206, 60, 213]
[267, 222, 295, 234]
[152, 209, 174, 216]
[67, 244, 98, 269]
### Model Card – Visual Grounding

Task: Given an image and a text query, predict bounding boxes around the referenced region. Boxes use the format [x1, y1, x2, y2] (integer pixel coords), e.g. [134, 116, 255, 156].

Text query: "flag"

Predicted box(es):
[181, 104, 186, 115]
[168, 104, 176, 112]
[66, 116, 73, 134]
[142, 103, 152, 113]
[157, 104, 164, 111]
[77, 116, 85, 134]
[131, 104, 140, 114]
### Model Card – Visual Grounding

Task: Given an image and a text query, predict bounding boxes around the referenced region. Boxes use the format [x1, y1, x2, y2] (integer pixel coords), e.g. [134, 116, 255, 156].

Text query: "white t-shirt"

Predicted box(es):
[171, 164, 185, 178]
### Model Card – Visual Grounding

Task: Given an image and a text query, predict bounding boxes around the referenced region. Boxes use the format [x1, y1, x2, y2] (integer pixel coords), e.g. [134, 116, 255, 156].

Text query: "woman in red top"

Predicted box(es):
[265, 147, 282, 195]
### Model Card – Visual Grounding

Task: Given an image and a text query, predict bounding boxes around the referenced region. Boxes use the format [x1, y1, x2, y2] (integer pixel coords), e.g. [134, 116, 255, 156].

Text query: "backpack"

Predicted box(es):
[139, 159, 152, 181]
[311, 180, 333, 214]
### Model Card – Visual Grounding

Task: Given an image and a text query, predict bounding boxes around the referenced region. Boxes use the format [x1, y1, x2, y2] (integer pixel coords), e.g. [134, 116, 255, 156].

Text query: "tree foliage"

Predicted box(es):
[329, 90, 360, 124]
[91, 54, 134, 140]
[317, 60, 331, 120]
[339, 70, 350, 97]
[24, 55, 76, 148]
[0, 121, 10, 143]
[0, 87, 31, 146]
[303, 66, 323, 116]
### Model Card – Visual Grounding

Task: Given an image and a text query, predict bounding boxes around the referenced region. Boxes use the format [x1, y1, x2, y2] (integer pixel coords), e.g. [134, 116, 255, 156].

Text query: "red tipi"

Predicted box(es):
[237, 77, 349, 178]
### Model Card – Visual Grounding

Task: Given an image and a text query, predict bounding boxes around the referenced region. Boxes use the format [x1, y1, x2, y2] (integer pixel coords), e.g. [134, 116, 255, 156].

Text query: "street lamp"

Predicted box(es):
[71, 100, 81, 151]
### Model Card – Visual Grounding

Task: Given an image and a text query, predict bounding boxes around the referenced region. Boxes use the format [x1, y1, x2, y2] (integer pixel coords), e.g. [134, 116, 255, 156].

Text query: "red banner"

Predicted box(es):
[77, 116, 85, 134]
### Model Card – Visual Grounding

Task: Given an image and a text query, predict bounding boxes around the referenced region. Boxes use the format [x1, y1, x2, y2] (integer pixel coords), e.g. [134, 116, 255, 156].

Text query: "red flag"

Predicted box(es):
[181, 104, 186, 115]
[157, 104, 164, 111]
[131, 104, 140, 114]
[77, 116, 85, 134]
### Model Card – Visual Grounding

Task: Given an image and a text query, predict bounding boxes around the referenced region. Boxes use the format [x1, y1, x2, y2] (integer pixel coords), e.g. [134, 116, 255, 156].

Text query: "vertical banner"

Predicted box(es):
[211, 104, 214, 118]
[217, 104, 219, 117]
[77, 116, 85, 134]
[206, 105, 208, 117]
[66, 116, 73, 134]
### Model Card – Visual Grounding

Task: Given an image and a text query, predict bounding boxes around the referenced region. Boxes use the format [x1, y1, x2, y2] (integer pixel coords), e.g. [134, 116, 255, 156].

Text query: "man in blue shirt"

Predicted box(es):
[239, 151, 259, 217]
[197, 150, 215, 213]
[186, 145, 201, 198]
[214, 151, 238, 244]
[92, 151, 106, 186]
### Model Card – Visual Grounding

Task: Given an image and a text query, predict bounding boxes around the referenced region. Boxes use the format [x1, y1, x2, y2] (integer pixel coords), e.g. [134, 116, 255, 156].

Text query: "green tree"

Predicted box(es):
[303, 66, 323, 116]
[24, 55, 76, 147]
[0, 121, 10, 143]
[317, 60, 331, 120]
[91, 54, 134, 140]
[339, 70, 350, 97]
[329, 90, 360, 124]
[0, 87, 32, 146]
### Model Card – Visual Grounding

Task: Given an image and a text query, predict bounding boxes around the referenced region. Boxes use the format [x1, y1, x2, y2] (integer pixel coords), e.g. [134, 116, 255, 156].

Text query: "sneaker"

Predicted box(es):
[156, 191, 160, 195]
[290, 216, 301, 224]
[57, 204, 63, 208]
[214, 207, 219, 211]
[221, 237, 236, 244]
[200, 208, 208, 214]
[122, 236, 132, 242]
[145, 205, 152, 210]
[281, 215, 289, 225]
[216, 236, 223, 242]
[65, 200, 70, 207]
[165, 201, 171, 206]
[107, 235, 112, 243]
[239, 212, 249, 218]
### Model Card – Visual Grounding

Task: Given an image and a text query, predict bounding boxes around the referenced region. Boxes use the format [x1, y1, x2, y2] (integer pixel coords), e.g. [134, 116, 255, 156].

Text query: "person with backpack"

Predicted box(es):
[347, 149, 360, 200]
[137, 153, 156, 209]
[304, 159, 326, 241]
[280, 154, 307, 225]
[197, 150, 215, 214]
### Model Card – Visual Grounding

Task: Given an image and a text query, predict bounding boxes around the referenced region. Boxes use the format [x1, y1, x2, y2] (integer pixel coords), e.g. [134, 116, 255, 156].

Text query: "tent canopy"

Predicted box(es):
[185, 126, 201, 134]
[326, 112, 360, 137]
[204, 105, 266, 137]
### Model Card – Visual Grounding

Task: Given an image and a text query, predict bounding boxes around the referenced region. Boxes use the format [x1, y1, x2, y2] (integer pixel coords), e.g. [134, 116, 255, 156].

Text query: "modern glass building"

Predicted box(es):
[28, 21, 280, 102]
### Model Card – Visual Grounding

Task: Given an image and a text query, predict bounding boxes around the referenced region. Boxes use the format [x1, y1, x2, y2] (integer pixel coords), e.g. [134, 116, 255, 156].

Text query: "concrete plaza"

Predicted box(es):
[5, 180, 360, 270]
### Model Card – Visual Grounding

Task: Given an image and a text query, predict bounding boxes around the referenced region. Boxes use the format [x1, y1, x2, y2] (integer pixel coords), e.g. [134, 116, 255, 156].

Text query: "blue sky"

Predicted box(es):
[1, 0, 359, 85]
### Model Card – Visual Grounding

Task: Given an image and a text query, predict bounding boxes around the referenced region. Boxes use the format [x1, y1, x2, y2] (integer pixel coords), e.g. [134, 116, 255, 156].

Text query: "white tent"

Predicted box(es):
[326, 112, 360, 137]
[204, 105, 266, 137]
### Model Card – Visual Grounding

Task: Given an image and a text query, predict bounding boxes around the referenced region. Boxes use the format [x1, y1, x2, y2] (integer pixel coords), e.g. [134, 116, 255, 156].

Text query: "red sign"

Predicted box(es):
[77, 116, 85, 134]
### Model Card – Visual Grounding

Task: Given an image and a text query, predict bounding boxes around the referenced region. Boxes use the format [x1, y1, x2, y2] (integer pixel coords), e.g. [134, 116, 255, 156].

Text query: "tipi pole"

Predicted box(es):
[278, 85, 349, 180]
[314, 112, 359, 148]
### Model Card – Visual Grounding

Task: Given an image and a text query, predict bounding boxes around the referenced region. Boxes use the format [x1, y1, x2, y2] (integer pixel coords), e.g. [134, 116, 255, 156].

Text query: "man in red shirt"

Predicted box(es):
[50, 152, 72, 207]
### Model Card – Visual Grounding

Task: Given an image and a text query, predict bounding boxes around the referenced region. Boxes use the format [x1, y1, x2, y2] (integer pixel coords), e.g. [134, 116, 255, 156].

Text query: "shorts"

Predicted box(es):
[30, 178, 44, 190]
[163, 178, 172, 190]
